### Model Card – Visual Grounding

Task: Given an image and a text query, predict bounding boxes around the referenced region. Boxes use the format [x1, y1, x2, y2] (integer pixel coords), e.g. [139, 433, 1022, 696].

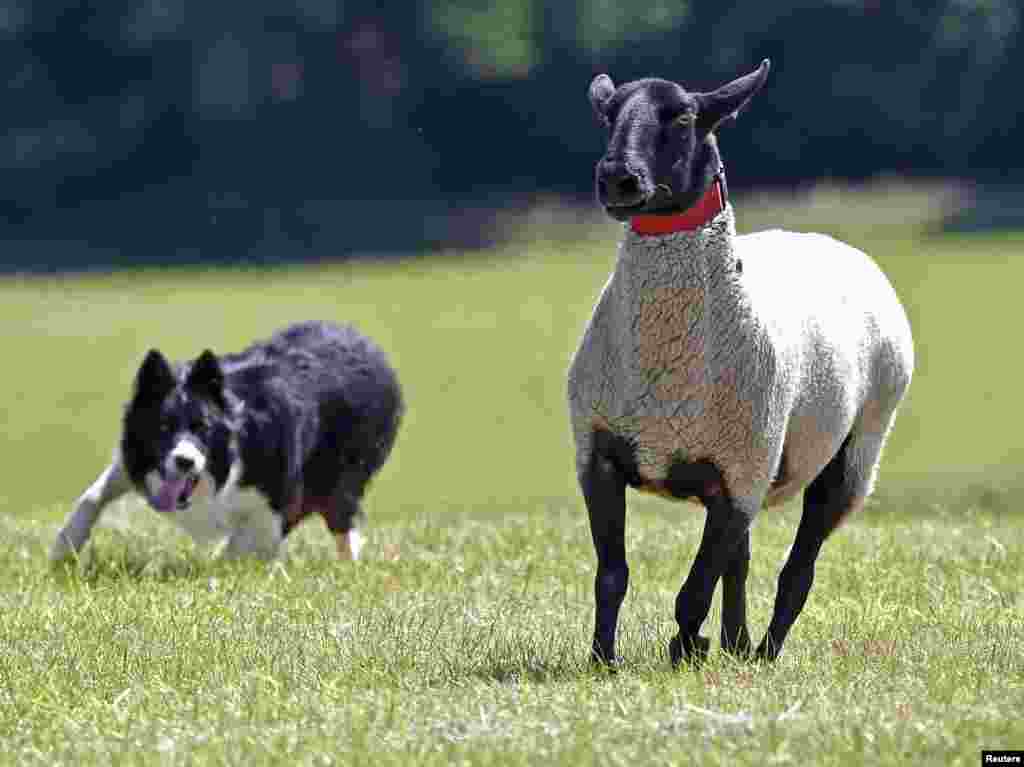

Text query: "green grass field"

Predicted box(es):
[1, 189, 1022, 764]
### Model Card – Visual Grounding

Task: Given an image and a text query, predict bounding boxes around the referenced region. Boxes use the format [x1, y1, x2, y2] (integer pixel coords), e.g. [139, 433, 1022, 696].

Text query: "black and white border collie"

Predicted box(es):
[51, 321, 403, 561]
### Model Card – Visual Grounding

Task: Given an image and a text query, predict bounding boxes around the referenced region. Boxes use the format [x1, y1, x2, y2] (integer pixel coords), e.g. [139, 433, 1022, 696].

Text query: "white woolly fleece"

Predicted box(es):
[568, 204, 914, 513]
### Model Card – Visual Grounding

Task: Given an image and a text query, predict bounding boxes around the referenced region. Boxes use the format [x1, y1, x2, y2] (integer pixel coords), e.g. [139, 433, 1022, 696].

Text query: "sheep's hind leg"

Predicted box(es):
[671, 493, 755, 668]
[755, 431, 879, 662]
[720, 528, 752, 658]
[581, 451, 628, 667]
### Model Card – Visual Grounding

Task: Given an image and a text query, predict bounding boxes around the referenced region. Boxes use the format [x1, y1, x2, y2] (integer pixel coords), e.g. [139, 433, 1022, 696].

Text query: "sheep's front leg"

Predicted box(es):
[50, 460, 131, 561]
[581, 452, 628, 666]
[720, 528, 752, 657]
[670, 493, 754, 667]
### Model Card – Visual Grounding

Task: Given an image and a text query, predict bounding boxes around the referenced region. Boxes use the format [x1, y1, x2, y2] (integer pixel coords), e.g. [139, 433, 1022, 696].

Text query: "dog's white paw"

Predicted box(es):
[49, 528, 87, 562]
[49, 530, 76, 562]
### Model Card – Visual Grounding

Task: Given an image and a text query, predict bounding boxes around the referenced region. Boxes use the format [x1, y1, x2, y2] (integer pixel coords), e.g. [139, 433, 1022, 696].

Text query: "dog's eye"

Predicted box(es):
[675, 113, 694, 127]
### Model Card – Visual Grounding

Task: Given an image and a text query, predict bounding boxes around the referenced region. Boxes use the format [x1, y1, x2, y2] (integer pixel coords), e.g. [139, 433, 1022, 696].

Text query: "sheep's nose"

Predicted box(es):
[598, 165, 646, 208]
[173, 454, 195, 473]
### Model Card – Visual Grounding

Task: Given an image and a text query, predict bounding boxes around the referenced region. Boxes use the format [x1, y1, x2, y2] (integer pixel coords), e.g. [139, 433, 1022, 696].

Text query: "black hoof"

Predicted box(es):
[669, 633, 709, 668]
[590, 646, 623, 670]
[722, 641, 753, 661]
[721, 631, 753, 660]
[590, 655, 624, 673]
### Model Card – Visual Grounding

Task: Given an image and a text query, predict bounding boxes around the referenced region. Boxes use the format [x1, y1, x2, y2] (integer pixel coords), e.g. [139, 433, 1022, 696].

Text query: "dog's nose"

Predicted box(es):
[598, 163, 646, 208]
[173, 454, 195, 473]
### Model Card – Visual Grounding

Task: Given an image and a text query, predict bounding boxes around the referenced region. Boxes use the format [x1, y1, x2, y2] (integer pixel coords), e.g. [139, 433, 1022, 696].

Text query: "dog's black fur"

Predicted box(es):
[123, 320, 402, 538]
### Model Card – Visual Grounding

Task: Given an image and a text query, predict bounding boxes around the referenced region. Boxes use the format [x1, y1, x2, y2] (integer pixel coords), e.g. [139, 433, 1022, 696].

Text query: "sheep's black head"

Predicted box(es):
[589, 60, 770, 221]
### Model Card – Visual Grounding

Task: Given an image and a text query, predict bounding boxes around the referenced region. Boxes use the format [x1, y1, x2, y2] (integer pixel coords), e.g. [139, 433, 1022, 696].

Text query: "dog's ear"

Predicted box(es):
[133, 349, 175, 404]
[185, 349, 228, 410]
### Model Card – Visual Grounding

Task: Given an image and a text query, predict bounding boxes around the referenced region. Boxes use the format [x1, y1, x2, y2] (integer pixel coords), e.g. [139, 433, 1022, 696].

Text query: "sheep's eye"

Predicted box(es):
[675, 113, 694, 127]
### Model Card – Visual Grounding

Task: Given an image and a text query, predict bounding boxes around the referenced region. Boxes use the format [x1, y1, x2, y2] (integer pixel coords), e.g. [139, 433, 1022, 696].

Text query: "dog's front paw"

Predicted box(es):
[49, 529, 80, 563]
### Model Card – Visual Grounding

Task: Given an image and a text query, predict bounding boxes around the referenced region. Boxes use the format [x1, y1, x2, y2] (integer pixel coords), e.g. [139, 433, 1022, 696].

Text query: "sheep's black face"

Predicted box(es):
[589, 61, 770, 221]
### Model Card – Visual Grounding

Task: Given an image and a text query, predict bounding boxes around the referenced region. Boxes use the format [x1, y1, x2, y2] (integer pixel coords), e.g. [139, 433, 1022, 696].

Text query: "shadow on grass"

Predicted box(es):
[50, 547, 210, 586]
[48, 535, 344, 587]
[463, 637, 686, 685]
[465, 649, 773, 685]
[467, 657, 591, 685]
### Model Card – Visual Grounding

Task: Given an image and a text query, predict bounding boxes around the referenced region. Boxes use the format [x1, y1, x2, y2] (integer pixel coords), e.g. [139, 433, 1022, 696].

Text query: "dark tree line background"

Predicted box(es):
[2, 0, 1020, 268]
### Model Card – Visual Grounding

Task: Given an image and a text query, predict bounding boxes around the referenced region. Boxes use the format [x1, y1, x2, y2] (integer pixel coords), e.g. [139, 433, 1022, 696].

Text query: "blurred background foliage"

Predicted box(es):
[1, 0, 1021, 268]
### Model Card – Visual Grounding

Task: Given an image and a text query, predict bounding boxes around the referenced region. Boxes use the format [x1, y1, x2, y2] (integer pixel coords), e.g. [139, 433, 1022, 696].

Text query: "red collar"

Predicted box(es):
[629, 179, 726, 236]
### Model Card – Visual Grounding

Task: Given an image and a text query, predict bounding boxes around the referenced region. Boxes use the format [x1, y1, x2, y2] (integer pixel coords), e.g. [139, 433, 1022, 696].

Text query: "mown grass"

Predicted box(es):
[1, 189, 1022, 764]
[2, 497, 1022, 766]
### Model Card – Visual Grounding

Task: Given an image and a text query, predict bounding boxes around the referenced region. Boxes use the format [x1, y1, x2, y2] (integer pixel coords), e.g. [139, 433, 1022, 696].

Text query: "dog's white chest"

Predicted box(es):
[167, 486, 283, 557]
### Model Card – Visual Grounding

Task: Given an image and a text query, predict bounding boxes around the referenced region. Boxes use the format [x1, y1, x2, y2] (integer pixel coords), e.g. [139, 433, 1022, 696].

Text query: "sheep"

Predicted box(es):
[567, 60, 914, 667]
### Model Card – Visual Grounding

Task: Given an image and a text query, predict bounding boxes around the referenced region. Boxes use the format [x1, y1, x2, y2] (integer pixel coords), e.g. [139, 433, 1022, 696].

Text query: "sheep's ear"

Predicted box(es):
[589, 74, 616, 124]
[185, 349, 227, 410]
[133, 349, 175, 404]
[696, 59, 770, 136]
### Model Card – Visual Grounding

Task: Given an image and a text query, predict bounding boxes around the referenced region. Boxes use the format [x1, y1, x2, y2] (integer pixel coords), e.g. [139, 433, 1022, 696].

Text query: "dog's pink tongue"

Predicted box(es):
[153, 477, 188, 512]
